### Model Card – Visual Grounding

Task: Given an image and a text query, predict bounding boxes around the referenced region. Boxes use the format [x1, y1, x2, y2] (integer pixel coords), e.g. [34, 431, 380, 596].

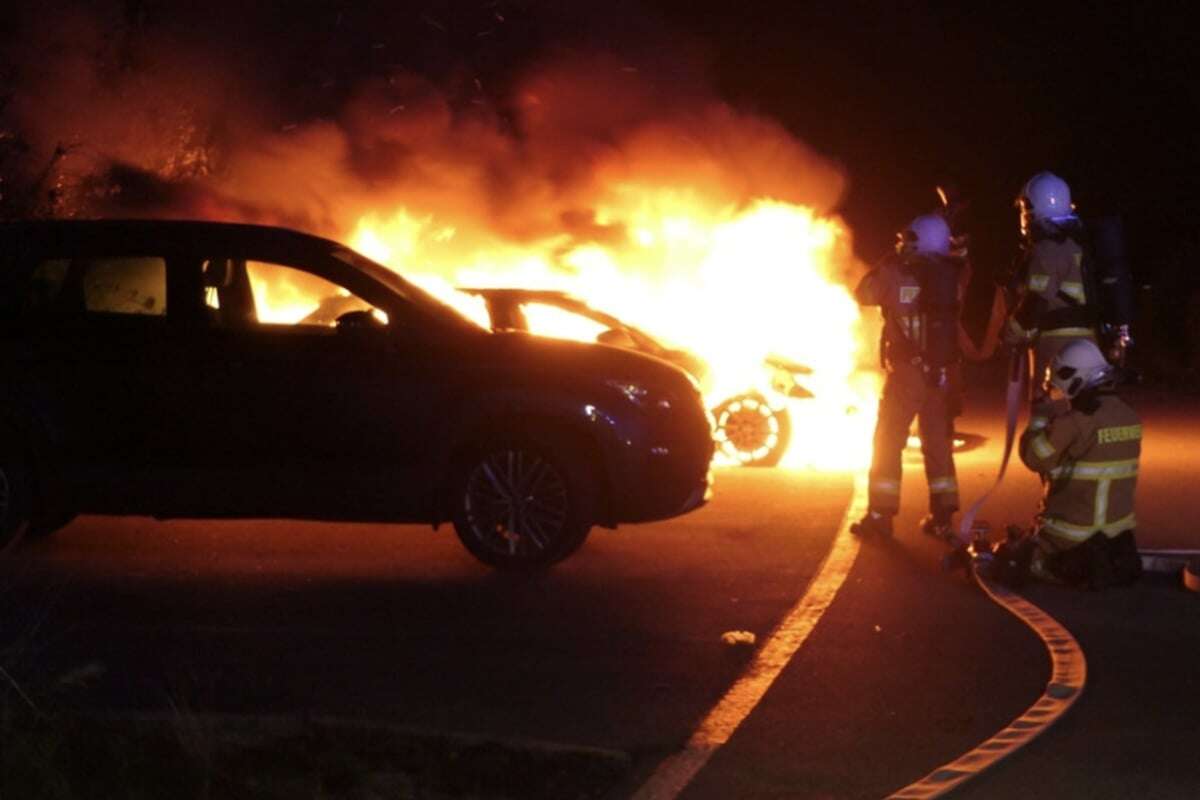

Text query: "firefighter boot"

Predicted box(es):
[1085, 534, 1117, 591]
[990, 527, 1036, 587]
[851, 510, 894, 537]
[1029, 548, 1063, 584]
[920, 511, 955, 541]
[1108, 530, 1142, 586]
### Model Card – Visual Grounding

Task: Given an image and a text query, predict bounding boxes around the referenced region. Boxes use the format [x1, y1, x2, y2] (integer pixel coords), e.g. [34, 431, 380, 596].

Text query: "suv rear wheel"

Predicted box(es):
[0, 426, 31, 552]
[28, 509, 79, 540]
[452, 439, 594, 569]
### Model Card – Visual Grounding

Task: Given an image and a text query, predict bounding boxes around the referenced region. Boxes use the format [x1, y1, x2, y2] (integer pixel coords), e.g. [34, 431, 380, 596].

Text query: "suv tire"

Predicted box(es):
[452, 436, 595, 569]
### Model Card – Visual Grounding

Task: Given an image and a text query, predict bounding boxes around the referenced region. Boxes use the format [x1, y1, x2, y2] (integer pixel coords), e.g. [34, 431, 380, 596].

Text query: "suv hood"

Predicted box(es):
[473, 330, 700, 394]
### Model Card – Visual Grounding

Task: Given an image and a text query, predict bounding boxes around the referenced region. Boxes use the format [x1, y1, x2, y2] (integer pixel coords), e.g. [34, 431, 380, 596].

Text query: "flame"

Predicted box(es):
[339, 194, 880, 471]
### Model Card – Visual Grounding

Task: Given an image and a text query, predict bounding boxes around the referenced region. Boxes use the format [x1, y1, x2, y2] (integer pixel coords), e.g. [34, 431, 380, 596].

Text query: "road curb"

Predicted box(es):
[887, 570, 1087, 799]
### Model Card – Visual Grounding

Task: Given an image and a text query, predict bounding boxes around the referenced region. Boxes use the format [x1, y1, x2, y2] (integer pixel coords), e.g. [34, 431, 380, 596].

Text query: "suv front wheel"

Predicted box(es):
[452, 438, 595, 569]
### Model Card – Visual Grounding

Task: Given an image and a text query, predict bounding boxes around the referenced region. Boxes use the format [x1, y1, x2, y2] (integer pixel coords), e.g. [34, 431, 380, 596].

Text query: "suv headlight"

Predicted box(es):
[606, 379, 673, 411]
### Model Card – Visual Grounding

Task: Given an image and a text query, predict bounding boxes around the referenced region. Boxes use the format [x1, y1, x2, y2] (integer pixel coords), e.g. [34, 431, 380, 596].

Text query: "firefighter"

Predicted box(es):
[1006, 339, 1142, 588]
[851, 214, 962, 538]
[1004, 172, 1097, 407]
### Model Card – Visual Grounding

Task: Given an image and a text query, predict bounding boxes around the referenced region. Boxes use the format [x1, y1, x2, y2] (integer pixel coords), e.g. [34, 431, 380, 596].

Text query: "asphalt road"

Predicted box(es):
[1, 470, 851, 757]
[2, 367, 1198, 799]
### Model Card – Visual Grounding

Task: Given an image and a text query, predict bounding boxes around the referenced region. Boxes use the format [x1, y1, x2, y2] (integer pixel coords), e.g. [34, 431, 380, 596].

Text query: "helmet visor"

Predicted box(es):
[1048, 363, 1083, 399]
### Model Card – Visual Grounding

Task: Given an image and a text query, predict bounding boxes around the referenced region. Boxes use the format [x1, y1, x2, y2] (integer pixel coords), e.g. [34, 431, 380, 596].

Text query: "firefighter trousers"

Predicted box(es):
[1032, 528, 1141, 589]
[868, 363, 959, 517]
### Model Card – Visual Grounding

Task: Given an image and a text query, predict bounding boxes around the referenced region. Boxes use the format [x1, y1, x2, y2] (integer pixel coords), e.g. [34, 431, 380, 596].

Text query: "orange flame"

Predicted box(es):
[344, 192, 880, 470]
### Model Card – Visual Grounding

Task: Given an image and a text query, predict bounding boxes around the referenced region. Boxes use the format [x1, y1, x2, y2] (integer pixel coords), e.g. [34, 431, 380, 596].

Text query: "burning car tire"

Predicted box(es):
[27, 509, 79, 540]
[0, 426, 32, 552]
[451, 439, 595, 569]
[711, 393, 791, 468]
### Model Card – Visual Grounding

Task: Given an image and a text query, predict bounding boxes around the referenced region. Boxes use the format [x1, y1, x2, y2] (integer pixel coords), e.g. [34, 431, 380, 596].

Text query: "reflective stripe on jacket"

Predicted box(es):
[1027, 237, 1087, 319]
[1010, 237, 1095, 339]
[1019, 393, 1141, 542]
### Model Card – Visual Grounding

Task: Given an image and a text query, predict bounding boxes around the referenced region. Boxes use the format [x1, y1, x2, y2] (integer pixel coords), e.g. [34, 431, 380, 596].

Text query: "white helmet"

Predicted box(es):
[898, 214, 951, 256]
[1019, 171, 1074, 224]
[1049, 339, 1113, 399]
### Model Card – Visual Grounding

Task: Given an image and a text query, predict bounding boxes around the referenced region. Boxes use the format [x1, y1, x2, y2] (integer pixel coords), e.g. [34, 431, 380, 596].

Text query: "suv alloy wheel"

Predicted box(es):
[452, 439, 595, 569]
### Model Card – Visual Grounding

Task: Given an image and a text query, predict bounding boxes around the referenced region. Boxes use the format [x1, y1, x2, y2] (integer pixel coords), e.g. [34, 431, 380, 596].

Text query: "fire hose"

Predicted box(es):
[958, 286, 1008, 363]
[956, 345, 1030, 545]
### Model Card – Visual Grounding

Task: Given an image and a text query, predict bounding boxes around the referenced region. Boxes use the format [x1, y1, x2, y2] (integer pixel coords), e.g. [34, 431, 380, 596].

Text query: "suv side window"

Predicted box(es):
[247, 260, 376, 326]
[202, 259, 380, 328]
[23, 257, 168, 317]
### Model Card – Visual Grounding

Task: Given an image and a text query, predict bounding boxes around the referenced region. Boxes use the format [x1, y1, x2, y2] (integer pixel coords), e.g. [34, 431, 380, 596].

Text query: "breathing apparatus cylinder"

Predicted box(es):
[1085, 214, 1135, 364]
[1087, 215, 1134, 326]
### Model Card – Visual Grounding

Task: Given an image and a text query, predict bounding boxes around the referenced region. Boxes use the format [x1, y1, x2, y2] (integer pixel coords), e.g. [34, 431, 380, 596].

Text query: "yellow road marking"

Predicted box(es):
[630, 473, 867, 800]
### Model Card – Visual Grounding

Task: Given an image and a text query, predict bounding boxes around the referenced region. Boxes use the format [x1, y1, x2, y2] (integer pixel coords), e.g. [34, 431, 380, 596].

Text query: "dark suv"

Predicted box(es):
[0, 220, 713, 568]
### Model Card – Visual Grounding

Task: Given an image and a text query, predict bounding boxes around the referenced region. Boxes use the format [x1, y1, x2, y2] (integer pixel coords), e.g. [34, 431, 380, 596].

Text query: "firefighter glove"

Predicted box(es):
[1003, 317, 1035, 346]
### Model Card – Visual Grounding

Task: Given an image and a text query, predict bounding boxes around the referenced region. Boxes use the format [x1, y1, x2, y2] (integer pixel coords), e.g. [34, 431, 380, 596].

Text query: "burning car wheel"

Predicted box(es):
[452, 441, 594, 569]
[27, 509, 79, 540]
[0, 428, 31, 552]
[712, 393, 791, 467]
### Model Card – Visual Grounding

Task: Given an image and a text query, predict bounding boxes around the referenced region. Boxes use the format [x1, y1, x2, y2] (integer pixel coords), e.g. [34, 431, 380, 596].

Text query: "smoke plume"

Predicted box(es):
[2, 2, 846, 250]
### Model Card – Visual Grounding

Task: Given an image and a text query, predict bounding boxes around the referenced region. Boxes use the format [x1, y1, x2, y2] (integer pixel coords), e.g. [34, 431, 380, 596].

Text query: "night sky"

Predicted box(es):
[638, 1, 1198, 277]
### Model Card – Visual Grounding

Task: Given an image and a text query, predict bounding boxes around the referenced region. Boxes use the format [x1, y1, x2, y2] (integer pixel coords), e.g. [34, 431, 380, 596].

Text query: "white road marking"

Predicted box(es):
[630, 473, 867, 800]
[887, 569, 1088, 799]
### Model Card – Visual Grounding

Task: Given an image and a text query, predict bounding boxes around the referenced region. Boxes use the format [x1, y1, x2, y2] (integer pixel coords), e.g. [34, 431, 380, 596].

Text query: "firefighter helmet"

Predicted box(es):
[1049, 339, 1113, 399]
[1019, 171, 1074, 224]
[897, 214, 951, 256]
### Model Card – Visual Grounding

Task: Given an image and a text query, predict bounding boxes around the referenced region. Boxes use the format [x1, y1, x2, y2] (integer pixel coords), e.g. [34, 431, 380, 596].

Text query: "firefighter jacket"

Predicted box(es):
[856, 253, 960, 372]
[1007, 225, 1094, 343]
[1019, 391, 1140, 546]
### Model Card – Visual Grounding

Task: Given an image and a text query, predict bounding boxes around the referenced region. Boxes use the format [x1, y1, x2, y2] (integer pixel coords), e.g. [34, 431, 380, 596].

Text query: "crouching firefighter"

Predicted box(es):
[998, 339, 1142, 588]
[852, 214, 962, 537]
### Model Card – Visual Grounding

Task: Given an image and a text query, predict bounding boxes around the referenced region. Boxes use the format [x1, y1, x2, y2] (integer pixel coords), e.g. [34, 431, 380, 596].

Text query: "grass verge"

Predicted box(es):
[2, 711, 631, 799]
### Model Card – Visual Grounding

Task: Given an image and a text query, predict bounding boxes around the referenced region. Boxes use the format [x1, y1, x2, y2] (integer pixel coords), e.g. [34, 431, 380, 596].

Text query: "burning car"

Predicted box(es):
[459, 288, 816, 467]
[0, 220, 714, 568]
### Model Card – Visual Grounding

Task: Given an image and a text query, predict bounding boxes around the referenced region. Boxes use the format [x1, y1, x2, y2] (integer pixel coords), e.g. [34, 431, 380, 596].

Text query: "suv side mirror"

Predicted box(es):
[336, 309, 387, 332]
[596, 328, 636, 349]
